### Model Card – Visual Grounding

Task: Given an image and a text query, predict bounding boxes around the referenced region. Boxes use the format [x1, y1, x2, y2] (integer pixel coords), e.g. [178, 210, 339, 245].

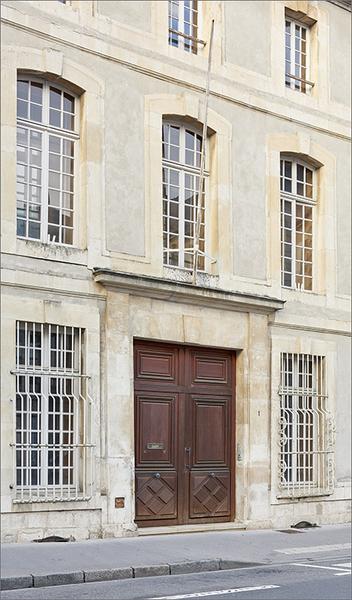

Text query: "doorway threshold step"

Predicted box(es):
[138, 522, 247, 536]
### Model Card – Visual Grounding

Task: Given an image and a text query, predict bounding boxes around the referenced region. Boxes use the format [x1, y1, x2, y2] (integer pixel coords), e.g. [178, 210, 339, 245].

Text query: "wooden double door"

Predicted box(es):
[134, 341, 236, 527]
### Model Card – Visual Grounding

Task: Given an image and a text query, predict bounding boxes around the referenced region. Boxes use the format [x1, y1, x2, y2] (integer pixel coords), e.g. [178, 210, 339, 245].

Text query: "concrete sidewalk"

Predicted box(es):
[1, 523, 350, 591]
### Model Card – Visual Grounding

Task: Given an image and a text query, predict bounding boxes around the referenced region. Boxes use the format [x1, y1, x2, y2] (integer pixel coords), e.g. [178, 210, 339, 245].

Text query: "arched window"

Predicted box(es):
[162, 121, 206, 271]
[16, 77, 79, 245]
[280, 157, 316, 291]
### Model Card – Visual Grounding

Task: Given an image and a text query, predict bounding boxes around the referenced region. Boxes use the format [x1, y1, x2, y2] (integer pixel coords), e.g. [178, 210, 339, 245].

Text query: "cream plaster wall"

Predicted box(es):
[224, 0, 271, 76]
[98, 0, 152, 32]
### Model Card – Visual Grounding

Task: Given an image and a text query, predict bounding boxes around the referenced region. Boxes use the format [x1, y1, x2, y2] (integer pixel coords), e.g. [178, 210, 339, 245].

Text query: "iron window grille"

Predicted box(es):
[16, 77, 79, 245]
[162, 121, 207, 271]
[11, 322, 94, 503]
[278, 353, 334, 498]
[168, 0, 204, 54]
[285, 18, 314, 93]
[280, 157, 316, 291]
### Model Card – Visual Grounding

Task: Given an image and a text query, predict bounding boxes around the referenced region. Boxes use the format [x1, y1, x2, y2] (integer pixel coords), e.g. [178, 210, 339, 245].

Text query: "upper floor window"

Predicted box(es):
[162, 121, 206, 271]
[168, 0, 199, 54]
[280, 157, 315, 291]
[16, 77, 78, 245]
[285, 18, 312, 93]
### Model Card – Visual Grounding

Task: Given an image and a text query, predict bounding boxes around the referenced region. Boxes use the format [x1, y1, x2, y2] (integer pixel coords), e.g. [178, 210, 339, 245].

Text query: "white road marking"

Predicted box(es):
[149, 585, 280, 599]
[332, 562, 351, 568]
[291, 562, 351, 575]
[275, 543, 351, 555]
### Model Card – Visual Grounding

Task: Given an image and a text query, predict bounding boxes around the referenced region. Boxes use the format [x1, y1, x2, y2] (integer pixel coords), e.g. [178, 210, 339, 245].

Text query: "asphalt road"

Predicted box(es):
[1, 553, 351, 600]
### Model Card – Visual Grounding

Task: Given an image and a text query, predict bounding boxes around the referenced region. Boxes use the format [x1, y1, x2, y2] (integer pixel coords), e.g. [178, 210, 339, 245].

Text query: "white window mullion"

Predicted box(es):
[180, 170, 186, 268]
[290, 21, 295, 89]
[292, 198, 297, 289]
[42, 326, 50, 495]
[41, 132, 49, 244]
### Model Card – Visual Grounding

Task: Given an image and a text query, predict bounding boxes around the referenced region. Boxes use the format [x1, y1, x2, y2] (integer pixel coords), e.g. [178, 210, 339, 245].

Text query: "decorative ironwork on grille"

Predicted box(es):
[278, 353, 335, 498]
[11, 322, 94, 503]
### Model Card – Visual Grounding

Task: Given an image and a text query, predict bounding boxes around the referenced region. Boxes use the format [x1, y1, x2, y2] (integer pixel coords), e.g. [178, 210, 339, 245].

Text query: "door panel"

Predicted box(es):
[135, 393, 176, 467]
[136, 472, 177, 520]
[134, 341, 235, 527]
[190, 350, 232, 388]
[189, 472, 231, 518]
[135, 345, 178, 383]
[192, 397, 228, 466]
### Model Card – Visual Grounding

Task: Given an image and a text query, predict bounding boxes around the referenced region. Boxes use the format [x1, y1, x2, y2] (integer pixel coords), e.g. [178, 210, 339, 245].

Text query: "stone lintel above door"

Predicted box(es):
[93, 269, 285, 316]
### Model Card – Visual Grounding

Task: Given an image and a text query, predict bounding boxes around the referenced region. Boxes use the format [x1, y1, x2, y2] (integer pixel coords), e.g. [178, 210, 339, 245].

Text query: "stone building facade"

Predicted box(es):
[1, 0, 350, 542]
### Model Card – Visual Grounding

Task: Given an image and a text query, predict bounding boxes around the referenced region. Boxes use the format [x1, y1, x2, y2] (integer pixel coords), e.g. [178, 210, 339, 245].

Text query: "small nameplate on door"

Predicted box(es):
[147, 442, 164, 450]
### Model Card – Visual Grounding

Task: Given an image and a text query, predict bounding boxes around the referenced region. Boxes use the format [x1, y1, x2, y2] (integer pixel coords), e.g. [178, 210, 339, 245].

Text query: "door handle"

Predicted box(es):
[184, 447, 191, 470]
[153, 472, 161, 479]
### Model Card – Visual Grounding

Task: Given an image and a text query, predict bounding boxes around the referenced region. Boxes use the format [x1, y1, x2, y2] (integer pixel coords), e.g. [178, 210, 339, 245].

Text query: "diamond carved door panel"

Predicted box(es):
[190, 472, 230, 518]
[134, 342, 235, 527]
[136, 473, 177, 519]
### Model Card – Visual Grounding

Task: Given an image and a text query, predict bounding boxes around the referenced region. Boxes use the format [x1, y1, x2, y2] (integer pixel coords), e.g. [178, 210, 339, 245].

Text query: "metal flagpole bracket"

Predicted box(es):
[192, 19, 215, 285]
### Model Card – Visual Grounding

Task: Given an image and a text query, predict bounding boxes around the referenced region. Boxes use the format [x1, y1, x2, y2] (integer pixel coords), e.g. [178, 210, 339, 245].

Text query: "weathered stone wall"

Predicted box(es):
[1, 0, 350, 541]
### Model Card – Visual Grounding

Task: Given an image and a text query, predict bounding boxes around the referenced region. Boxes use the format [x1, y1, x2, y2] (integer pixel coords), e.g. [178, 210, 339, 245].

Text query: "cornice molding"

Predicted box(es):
[92, 269, 285, 315]
[326, 0, 351, 12]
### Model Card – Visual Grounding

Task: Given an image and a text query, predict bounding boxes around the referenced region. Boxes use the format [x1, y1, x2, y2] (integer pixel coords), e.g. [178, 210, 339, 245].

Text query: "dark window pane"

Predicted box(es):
[63, 228, 73, 245]
[48, 207, 60, 224]
[297, 182, 304, 196]
[30, 82, 43, 104]
[284, 179, 292, 193]
[17, 100, 28, 119]
[48, 225, 60, 242]
[63, 113, 74, 130]
[49, 153, 61, 171]
[50, 87, 62, 109]
[17, 219, 26, 237]
[49, 136, 61, 153]
[284, 161, 292, 178]
[17, 80, 29, 100]
[48, 189, 60, 207]
[63, 93, 74, 113]
[49, 171, 60, 189]
[62, 193, 73, 210]
[30, 104, 42, 123]
[28, 204, 41, 221]
[61, 211, 73, 227]
[50, 109, 61, 128]
[28, 221, 40, 239]
[297, 164, 304, 181]
[63, 139, 74, 157]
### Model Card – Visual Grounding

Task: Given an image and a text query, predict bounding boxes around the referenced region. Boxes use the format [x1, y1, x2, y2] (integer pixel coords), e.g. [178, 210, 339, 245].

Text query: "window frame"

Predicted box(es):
[278, 352, 334, 498]
[16, 76, 80, 247]
[168, 0, 201, 54]
[162, 119, 209, 272]
[13, 321, 93, 503]
[280, 156, 316, 292]
[285, 17, 312, 94]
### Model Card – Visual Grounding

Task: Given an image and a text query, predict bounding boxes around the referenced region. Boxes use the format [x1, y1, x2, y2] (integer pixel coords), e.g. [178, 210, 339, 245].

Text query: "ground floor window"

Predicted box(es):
[279, 353, 334, 497]
[12, 321, 93, 503]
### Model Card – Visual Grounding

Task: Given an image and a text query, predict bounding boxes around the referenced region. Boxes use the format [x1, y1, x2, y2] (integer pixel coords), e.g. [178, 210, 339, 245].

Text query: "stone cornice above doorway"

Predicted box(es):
[92, 269, 285, 315]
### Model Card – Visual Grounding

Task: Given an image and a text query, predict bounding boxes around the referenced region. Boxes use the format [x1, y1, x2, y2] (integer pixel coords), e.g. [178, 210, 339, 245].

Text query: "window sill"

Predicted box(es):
[15, 238, 87, 266]
[163, 266, 219, 288]
[281, 287, 327, 303]
[276, 490, 334, 500]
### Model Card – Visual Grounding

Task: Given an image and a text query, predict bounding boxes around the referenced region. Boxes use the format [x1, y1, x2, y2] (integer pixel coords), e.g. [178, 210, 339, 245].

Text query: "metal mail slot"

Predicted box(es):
[147, 442, 164, 450]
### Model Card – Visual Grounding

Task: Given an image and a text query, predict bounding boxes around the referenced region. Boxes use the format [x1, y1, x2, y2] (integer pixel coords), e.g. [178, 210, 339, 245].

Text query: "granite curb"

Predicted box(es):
[1, 558, 264, 590]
